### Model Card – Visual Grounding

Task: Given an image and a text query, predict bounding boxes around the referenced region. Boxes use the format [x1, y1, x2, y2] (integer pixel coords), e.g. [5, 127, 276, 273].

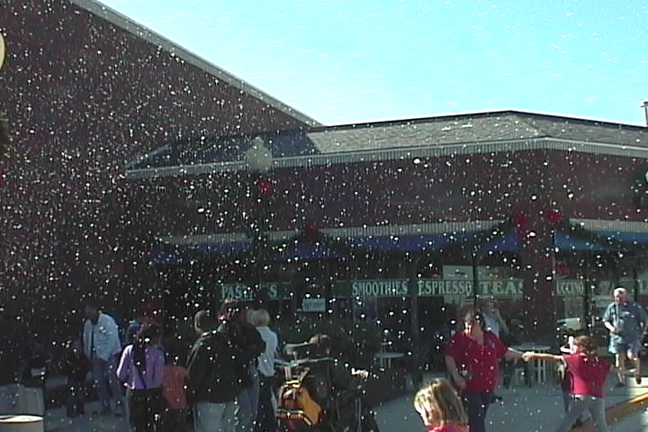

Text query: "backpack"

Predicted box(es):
[277, 359, 333, 429]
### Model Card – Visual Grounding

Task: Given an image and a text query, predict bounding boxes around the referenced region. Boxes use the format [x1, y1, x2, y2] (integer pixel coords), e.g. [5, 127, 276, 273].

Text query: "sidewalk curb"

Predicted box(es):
[573, 391, 648, 432]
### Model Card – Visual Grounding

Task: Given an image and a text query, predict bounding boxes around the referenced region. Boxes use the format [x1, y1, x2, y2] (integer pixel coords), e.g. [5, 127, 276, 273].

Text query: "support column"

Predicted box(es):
[408, 255, 420, 344]
[519, 213, 556, 339]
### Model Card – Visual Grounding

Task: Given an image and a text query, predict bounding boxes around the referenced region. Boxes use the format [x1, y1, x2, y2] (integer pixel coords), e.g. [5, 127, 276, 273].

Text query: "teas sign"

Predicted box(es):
[416, 279, 524, 297]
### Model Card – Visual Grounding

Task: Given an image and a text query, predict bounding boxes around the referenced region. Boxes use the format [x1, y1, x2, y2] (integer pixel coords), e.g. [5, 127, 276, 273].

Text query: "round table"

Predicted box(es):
[512, 344, 552, 385]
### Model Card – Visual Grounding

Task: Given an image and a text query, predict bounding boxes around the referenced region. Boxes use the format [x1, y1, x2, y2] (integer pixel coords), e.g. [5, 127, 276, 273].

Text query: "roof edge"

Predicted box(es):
[71, 0, 322, 128]
[317, 109, 648, 133]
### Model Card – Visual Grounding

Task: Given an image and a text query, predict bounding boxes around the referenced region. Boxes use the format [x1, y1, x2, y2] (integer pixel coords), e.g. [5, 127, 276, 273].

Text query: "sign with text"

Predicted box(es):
[339, 279, 524, 299]
[302, 298, 327, 312]
[219, 283, 284, 300]
[554, 280, 586, 296]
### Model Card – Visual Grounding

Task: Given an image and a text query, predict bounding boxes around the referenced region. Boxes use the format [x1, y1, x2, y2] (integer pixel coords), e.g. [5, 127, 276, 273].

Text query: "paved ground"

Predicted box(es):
[610, 407, 648, 432]
[39, 373, 648, 431]
[374, 373, 648, 432]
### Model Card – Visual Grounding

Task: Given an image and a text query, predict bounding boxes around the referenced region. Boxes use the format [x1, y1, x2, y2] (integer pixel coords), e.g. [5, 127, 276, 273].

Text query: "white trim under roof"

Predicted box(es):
[157, 220, 504, 245]
[126, 137, 648, 180]
[570, 219, 648, 233]
[71, 0, 320, 128]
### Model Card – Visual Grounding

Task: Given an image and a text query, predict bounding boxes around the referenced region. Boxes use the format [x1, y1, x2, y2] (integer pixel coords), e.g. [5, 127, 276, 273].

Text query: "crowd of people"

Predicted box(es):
[16, 284, 648, 432]
[428, 286, 648, 432]
[72, 298, 281, 432]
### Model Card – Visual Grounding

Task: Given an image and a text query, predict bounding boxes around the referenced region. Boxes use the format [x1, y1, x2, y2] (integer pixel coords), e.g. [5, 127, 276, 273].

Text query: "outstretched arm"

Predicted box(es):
[504, 347, 524, 360]
[523, 352, 564, 363]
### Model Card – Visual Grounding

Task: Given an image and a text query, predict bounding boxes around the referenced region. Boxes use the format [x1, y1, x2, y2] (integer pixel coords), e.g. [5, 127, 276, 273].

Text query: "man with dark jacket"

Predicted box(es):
[187, 310, 242, 432]
[217, 300, 266, 432]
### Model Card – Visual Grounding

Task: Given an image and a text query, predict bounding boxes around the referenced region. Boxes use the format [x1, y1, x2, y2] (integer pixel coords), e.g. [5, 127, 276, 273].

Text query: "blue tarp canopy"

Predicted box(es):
[554, 231, 648, 252]
[151, 229, 519, 264]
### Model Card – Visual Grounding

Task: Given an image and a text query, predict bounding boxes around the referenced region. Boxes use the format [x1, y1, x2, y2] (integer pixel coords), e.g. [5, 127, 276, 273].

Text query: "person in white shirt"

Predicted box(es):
[250, 309, 279, 432]
[82, 299, 124, 416]
[479, 297, 509, 338]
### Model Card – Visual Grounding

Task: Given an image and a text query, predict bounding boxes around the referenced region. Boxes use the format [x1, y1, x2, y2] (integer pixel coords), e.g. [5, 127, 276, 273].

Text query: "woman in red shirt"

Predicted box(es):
[444, 310, 525, 432]
[524, 335, 612, 432]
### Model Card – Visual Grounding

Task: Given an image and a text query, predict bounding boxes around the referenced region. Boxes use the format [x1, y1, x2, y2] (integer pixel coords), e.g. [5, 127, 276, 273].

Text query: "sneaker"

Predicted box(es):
[114, 401, 124, 418]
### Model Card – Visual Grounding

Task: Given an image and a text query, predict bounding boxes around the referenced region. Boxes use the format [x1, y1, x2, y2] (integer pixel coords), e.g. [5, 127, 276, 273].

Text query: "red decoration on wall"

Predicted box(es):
[513, 212, 529, 244]
[545, 209, 563, 225]
[304, 223, 319, 240]
[257, 179, 275, 197]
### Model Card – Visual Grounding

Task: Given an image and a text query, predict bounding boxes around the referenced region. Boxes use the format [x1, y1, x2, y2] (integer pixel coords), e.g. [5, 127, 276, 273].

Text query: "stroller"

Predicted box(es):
[276, 342, 380, 432]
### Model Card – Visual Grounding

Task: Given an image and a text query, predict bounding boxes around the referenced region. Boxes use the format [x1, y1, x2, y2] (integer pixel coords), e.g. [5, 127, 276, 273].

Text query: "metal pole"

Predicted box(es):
[583, 251, 591, 335]
[472, 252, 479, 312]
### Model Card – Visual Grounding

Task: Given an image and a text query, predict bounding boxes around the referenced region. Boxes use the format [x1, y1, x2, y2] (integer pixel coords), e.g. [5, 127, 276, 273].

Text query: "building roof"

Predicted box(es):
[308, 110, 648, 154]
[72, 0, 320, 128]
[128, 110, 648, 171]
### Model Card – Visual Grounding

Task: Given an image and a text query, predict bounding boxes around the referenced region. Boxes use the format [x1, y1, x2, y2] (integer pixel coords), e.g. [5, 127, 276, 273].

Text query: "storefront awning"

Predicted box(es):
[347, 230, 519, 254]
[150, 241, 251, 265]
[554, 230, 648, 251]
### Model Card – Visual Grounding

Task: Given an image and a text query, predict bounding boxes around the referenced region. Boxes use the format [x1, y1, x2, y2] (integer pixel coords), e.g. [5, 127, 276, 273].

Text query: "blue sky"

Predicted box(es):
[101, 0, 648, 126]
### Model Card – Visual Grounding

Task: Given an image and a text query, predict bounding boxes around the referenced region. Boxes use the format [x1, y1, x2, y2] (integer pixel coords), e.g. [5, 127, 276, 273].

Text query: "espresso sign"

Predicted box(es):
[345, 279, 524, 298]
[416, 279, 523, 297]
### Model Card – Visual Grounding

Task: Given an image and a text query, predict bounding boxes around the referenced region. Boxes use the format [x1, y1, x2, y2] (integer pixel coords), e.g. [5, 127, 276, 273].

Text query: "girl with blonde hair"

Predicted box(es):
[414, 379, 468, 432]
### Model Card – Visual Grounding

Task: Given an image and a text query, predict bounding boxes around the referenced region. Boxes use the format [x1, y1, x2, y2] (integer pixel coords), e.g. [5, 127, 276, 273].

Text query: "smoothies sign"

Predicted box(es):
[347, 279, 524, 298]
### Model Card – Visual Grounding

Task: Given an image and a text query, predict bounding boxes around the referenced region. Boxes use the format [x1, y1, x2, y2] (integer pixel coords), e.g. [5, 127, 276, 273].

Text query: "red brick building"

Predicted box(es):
[3, 0, 648, 379]
[0, 0, 315, 378]
[125, 111, 648, 341]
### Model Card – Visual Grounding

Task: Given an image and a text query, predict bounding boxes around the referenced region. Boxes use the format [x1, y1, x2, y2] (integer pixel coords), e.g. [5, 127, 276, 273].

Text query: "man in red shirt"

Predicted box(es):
[445, 311, 525, 432]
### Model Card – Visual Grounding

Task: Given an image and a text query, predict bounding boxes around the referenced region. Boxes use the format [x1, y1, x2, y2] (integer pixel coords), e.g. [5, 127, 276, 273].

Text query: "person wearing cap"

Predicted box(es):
[602, 287, 648, 386]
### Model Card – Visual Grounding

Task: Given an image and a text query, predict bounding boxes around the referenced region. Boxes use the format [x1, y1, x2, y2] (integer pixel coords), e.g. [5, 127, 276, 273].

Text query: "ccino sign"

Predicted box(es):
[554, 280, 585, 296]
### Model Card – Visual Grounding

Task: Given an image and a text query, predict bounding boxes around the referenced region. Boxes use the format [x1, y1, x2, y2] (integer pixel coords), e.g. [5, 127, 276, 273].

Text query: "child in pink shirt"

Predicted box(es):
[414, 379, 469, 432]
[524, 335, 613, 432]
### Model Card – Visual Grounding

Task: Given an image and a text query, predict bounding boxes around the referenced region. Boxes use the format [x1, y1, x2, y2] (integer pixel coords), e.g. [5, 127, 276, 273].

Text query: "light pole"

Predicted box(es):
[0, 33, 9, 159]
[244, 137, 273, 306]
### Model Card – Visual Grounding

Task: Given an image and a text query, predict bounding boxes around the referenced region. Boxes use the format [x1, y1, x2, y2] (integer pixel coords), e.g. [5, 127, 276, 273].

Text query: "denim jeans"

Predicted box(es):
[461, 391, 491, 432]
[91, 355, 123, 409]
[554, 395, 609, 432]
[194, 401, 236, 432]
[236, 366, 260, 432]
[255, 377, 276, 432]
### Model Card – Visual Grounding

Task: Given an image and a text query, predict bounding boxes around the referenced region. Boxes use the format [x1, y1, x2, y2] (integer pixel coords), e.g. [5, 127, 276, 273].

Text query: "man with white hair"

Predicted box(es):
[602, 287, 648, 386]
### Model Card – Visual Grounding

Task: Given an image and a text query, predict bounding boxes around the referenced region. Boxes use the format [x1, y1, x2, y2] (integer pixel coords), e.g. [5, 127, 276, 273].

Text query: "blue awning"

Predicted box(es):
[554, 231, 648, 251]
[272, 242, 345, 260]
[150, 241, 251, 265]
[348, 231, 519, 254]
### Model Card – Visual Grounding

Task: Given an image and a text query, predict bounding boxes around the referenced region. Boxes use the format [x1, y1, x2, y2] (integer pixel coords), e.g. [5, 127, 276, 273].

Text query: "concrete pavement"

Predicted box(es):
[42, 373, 648, 431]
[374, 373, 648, 432]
